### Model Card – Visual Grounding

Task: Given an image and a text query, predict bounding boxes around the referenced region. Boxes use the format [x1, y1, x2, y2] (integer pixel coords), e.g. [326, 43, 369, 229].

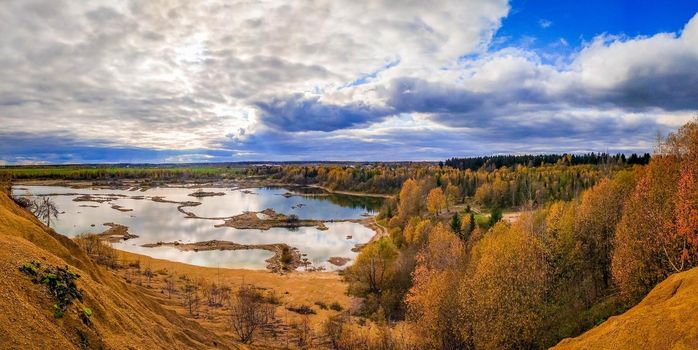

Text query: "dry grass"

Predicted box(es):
[112, 249, 357, 349]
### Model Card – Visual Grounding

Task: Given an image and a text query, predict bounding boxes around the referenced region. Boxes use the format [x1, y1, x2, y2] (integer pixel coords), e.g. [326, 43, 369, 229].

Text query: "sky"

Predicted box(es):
[1, 0, 698, 164]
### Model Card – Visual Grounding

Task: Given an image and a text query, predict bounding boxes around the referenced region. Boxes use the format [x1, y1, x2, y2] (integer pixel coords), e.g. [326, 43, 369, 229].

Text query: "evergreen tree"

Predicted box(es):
[450, 212, 461, 234]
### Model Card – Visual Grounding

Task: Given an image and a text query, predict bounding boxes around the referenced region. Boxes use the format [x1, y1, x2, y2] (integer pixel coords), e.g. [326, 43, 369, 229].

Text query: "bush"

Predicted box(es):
[286, 304, 316, 315]
[74, 233, 119, 269]
[19, 261, 84, 318]
[80, 307, 93, 325]
[329, 301, 343, 311]
[11, 195, 34, 209]
[315, 301, 328, 310]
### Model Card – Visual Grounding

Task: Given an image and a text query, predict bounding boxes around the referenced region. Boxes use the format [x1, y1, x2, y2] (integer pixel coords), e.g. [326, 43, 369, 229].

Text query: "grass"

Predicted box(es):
[474, 213, 491, 228]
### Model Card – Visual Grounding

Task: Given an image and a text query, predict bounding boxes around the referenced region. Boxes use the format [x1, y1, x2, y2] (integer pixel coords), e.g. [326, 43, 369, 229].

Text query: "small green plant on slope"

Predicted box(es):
[19, 261, 84, 319]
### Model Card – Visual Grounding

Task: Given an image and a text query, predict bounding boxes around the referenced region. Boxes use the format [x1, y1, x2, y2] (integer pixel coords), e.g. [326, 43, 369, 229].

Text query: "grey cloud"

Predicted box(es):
[255, 95, 392, 132]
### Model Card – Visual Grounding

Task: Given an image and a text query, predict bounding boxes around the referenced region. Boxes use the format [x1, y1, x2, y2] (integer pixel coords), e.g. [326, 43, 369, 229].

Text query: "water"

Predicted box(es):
[12, 185, 381, 271]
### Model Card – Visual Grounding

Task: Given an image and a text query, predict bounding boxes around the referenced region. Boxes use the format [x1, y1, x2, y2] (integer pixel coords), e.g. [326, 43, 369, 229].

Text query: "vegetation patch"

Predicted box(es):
[286, 304, 316, 315]
[188, 189, 226, 198]
[19, 261, 84, 318]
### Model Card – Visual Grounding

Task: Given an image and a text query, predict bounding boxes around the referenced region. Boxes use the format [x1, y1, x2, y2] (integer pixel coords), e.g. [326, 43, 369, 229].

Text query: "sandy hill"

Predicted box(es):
[0, 190, 238, 349]
[553, 267, 698, 349]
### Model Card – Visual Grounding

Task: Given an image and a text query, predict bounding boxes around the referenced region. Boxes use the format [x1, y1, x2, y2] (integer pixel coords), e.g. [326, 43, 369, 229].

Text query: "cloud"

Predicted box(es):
[0, 1, 696, 163]
[255, 95, 392, 132]
[539, 19, 552, 28]
[0, 0, 509, 150]
[380, 14, 698, 133]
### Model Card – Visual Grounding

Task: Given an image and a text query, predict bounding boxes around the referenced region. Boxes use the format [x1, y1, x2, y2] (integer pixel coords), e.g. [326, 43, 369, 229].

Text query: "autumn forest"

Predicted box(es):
[240, 120, 698, 349]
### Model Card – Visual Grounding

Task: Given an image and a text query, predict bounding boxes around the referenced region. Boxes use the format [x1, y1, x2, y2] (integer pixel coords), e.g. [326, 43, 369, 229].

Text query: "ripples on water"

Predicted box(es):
[12, 185, 381, 271]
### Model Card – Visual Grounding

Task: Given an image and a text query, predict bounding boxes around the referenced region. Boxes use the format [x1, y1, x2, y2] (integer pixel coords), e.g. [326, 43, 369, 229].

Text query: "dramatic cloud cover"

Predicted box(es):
[1, 0, 697, 163]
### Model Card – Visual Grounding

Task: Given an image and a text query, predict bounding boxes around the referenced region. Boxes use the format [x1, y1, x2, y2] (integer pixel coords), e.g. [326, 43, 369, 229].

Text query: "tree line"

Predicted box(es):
[444, 152, 651, 171]
[248, 161, 631, 210]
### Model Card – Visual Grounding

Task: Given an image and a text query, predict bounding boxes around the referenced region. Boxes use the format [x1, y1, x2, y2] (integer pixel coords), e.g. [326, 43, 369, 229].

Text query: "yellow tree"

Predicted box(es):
[572, 169, 638, 300]
[406, 224, 467, 349]
[346, 238, 398, 298]
[397, 179, 422, 224]
[445, 183, 460, 210]
[463, 217, 547, 349]
[403, 217, 433, 247]
[427, 187, 446, 217]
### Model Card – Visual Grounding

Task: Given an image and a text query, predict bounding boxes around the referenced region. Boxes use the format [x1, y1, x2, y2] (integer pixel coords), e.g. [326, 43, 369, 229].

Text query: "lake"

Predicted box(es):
[12, 185, 382, 271]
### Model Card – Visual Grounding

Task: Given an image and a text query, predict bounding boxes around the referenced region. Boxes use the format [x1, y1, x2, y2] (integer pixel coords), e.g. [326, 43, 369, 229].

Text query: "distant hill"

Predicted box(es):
[553, 267, 698, 349]
[0, 190, 237, 349]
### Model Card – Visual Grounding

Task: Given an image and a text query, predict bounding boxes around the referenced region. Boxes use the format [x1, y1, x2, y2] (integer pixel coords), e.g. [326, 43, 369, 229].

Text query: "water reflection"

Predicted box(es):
[12, 185, 378, 270]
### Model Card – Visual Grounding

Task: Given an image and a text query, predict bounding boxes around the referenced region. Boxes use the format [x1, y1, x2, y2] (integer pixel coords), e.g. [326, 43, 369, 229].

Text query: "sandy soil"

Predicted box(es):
[553, 266, 698, 349]
[114, 249, 357, 349]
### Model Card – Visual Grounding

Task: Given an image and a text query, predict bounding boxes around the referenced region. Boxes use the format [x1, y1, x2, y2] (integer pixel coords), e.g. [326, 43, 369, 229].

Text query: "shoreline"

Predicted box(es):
[307, 184, 395, 198]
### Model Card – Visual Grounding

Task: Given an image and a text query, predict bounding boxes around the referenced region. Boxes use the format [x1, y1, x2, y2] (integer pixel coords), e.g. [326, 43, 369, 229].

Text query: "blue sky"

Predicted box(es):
[497, 0, 698, 49]
[1, 0, 698, 164]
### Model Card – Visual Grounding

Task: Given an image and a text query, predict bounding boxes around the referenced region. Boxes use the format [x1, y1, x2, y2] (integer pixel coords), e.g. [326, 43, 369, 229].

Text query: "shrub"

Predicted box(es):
[74, 233, 119, 269]
[19, 261, 84, 318]
[143, 267, 154, 286]
[229, 284, 275, 344]
[11, 195, 34, 209]
[182, 282, 200, 316]
[80, 307, 93, 325]
[292, 315, 313, 348]
[286, 304, 316, 315]
[329, 302, 343, 312]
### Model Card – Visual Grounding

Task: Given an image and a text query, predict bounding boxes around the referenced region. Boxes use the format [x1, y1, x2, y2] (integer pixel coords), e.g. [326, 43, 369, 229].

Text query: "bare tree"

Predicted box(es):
[204, 282, 230, 307]
[164, 276, 177, 299]
[143, 267, 154, 286]
[293, 315, 313, 348]
[183, 282, 200, 316]
[323, 314, 348, 349]
[75, 233, 118, 268]
[33, 197, 59, 227]
[229, 284, 274, 344]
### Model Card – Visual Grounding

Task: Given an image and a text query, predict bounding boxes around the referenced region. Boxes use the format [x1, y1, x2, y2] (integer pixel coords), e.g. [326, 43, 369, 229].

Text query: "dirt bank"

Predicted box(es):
[553, 267, 698, 349]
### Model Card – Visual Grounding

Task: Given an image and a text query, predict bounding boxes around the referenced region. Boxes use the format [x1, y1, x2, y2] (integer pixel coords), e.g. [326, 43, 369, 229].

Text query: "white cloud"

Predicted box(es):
[0, 0, 509, 150]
